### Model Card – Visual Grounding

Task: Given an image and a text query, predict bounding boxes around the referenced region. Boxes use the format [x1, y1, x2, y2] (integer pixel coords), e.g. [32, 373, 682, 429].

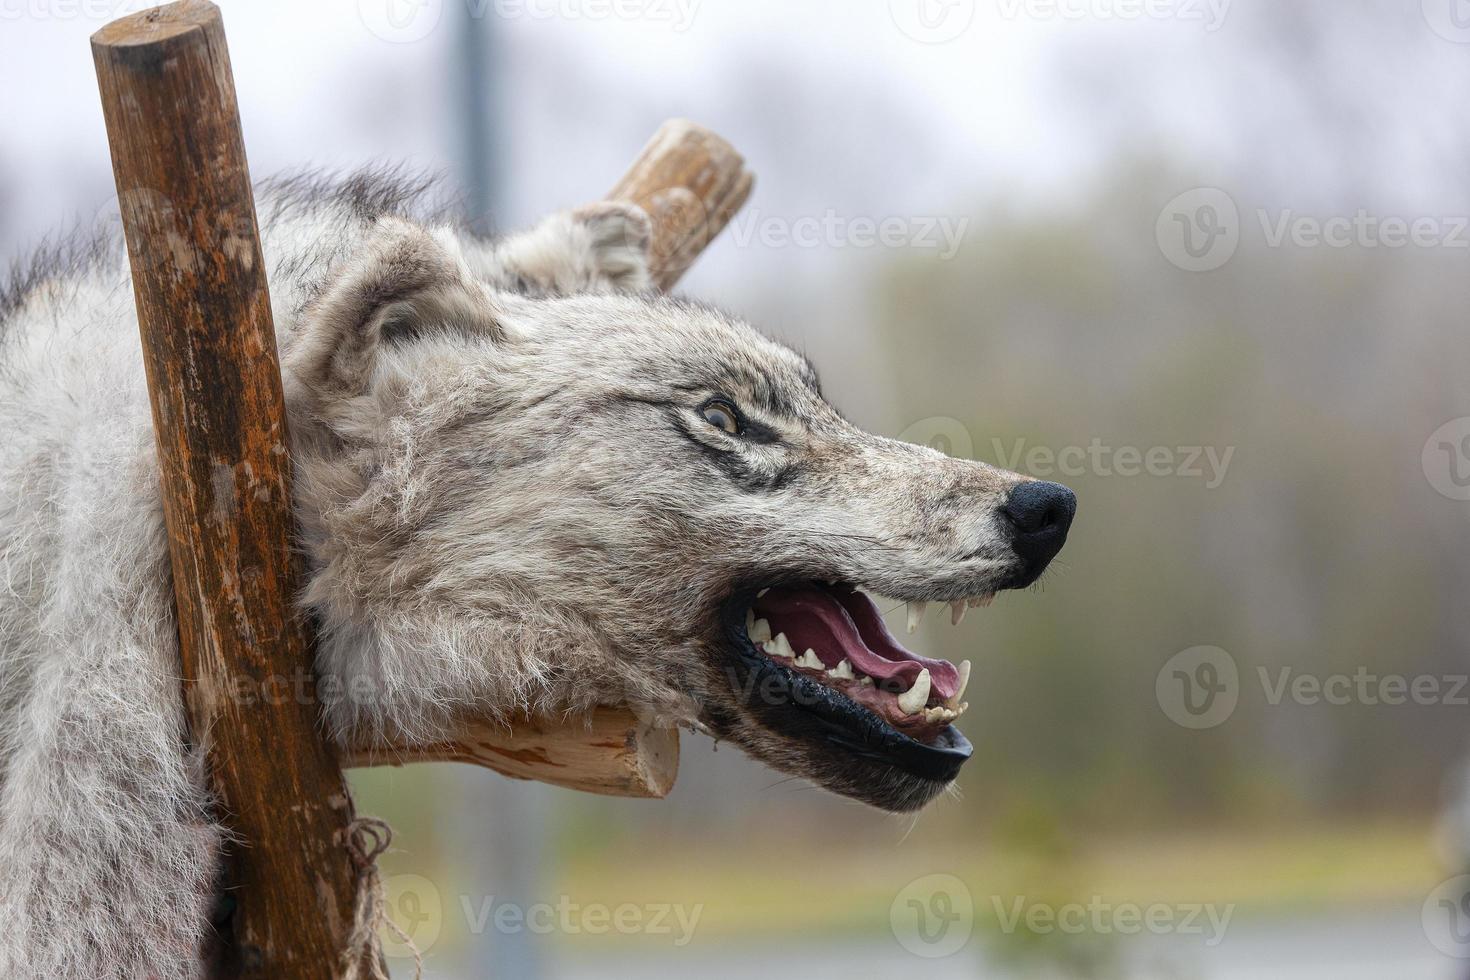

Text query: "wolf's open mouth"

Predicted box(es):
[716, 580, 990, 788]
[745, 584, 977, 741]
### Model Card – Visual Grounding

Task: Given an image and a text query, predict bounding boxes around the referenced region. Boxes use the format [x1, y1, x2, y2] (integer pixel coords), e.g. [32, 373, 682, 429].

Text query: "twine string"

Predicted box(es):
[341, 816, 423, 980]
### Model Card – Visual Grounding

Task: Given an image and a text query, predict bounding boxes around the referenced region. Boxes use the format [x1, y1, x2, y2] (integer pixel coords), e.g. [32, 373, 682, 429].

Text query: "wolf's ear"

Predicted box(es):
[472, 201, 654, 296]
[288, 218, 502, 405]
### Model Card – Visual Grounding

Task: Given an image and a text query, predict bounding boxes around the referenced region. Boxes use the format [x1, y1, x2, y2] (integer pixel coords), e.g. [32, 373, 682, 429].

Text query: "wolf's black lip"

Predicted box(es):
[716, 591, 973, 784]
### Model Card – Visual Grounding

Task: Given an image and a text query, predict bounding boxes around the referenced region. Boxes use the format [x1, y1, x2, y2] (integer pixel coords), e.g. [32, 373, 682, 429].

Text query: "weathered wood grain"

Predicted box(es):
[92, 3, 362, 976]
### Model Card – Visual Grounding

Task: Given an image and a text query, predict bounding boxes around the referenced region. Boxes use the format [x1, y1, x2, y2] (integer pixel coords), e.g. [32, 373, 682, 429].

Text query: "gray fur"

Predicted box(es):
[0, 171, 1032, 976]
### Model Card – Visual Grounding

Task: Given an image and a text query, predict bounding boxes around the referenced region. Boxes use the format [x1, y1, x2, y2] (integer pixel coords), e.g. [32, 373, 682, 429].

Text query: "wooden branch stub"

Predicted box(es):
[347, 706, 679, 798]
[92, 2, 361, 976]
[609, 118, 755, 290]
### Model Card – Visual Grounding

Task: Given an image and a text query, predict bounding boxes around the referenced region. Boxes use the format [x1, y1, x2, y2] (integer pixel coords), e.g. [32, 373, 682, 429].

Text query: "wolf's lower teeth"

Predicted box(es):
[897, 667, 932, 715]
[793, 650, 824, 671]
[763, 632, 795, 660]
[827, 659, 855, 680]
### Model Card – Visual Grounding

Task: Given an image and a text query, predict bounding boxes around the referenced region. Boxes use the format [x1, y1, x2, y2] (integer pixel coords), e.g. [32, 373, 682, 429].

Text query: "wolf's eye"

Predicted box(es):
[701, 399, 741, 435]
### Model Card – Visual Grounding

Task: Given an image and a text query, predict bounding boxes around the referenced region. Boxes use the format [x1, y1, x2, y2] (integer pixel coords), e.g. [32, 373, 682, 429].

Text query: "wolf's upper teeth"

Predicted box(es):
[970, 593, 995, 608]
[764, 632, 795, 660]
[897, 668, 932, 715]
[827, 659, 855, 680]
[906, 601, 927, 634]
[794, 649, 824, 671]
[749, 617, 772, 644]
[946, 659, 972, 709]
[757, 588, 770, 598]
[950, 601, 967, 626]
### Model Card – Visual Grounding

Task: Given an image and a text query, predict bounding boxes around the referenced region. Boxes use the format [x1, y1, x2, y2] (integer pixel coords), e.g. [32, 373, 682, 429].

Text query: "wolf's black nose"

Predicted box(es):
[1003, 481, 1076, 578]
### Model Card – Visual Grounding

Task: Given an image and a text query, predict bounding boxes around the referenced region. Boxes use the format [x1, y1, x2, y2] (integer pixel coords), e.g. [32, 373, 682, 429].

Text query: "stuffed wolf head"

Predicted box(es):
[286, 199, 1074, 813]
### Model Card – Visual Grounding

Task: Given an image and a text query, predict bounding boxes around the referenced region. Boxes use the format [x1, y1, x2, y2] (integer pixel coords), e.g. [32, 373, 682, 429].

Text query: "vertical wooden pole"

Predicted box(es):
[92, 2, 362, 976]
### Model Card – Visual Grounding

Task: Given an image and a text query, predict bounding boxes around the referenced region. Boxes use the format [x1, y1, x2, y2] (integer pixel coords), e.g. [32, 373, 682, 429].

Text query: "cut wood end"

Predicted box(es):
[91, 0, 219, 48]
[346, 706, 681, 800]
[609, 119, 756, 290]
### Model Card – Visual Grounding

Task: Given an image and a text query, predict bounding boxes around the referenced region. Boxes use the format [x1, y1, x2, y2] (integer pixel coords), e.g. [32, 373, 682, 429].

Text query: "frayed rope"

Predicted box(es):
[342, 816, 423, 980]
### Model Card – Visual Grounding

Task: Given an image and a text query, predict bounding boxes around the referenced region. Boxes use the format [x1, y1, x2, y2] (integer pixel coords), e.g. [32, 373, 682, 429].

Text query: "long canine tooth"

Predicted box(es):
[946, 659, 972, 708]
[764, 632, 794, 659]
[827, 659, 855, 680]
[749, 617, 772, 644]
[897, 668, 932, 715]
[906, 601, 927, 634]
[794, 649, 824, 671]
[950, 601, 967, 626]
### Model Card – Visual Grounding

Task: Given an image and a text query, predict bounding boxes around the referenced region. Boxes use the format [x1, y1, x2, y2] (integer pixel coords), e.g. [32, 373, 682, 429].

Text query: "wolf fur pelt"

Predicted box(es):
[0, 169, 1034, 977]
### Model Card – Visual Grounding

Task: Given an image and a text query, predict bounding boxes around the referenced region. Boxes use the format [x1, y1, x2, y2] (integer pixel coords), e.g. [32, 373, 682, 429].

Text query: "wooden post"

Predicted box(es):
[92, 3, 361, 975]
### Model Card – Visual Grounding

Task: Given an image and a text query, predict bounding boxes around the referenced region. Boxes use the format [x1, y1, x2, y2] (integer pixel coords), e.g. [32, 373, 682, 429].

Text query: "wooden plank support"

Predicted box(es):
[347, 705, 679, 799]
[92, 2, 362, 976]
